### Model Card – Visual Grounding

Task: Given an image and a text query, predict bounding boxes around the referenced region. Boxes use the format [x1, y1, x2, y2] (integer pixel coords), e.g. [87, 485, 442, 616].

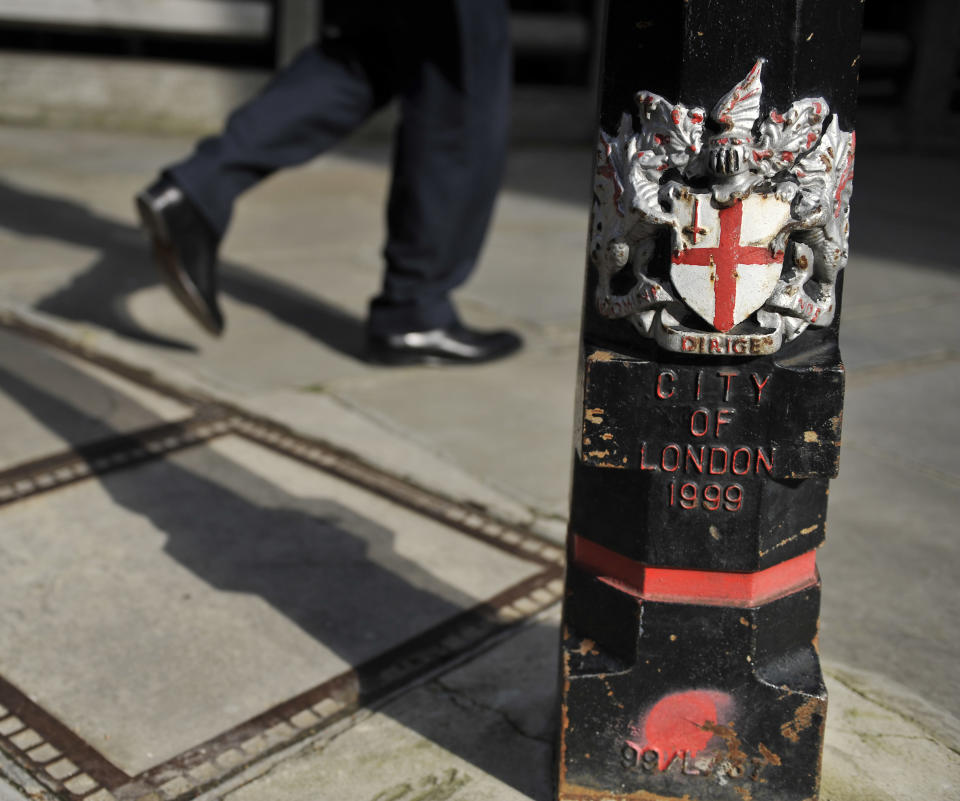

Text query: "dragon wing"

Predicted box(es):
[593, 111, 677, 230]
[754, 97, 830, 176]
[710, 59, 764, 136]
[793, 116, 855, 225]
[633, 90, 707, 175]
[594, 117, 631, 223]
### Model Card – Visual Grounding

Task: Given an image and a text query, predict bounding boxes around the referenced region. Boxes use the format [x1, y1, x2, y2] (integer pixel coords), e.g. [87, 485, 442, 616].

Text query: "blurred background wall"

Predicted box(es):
[0, 0, 956, 149]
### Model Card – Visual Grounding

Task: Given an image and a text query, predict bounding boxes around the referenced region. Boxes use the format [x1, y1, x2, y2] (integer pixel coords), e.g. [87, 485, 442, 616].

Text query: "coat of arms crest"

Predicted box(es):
[591, 59, 855, 355]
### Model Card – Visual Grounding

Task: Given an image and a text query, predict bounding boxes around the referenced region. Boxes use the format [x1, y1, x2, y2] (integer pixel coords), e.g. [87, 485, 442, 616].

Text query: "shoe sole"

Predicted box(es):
[136, 193, 223, 336]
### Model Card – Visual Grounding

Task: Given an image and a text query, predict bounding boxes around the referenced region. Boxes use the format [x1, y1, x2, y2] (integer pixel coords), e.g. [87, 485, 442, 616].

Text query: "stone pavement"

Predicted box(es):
[0, 120, 957, 801]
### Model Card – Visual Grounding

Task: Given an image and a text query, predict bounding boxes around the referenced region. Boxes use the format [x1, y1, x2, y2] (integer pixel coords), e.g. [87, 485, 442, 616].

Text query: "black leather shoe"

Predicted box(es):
[366, 322, 523, 366]
[136, 177, 224, 335]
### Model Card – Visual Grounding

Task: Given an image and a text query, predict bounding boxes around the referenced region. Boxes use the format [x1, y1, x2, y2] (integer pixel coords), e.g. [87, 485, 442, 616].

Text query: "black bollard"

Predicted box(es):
[557, 2, 863, 800]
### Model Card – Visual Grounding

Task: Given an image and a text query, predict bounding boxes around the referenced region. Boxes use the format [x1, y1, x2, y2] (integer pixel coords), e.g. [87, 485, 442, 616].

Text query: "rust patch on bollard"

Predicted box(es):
[780, 698, 823, 744]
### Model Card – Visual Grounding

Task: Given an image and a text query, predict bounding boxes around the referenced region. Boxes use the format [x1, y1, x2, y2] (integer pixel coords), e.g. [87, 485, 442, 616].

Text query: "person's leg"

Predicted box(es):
[367, 0, 512, 336]
[168, 40, 386, 238]
[138, 31, 393, 334]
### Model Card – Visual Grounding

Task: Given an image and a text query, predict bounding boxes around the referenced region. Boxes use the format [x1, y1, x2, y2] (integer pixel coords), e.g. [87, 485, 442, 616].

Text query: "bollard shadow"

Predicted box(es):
[0, 347, 559, 800]
[0, 180, 367, 359]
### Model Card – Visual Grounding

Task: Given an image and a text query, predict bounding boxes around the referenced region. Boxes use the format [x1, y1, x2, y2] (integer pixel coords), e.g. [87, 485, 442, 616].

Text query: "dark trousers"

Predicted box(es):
[168, 0, 511, 335]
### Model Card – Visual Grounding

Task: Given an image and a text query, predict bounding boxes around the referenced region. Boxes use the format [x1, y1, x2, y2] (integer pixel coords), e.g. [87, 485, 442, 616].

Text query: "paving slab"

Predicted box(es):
[204, 610, 559, 801]
[460, 187, 589, 330]
[202, 607, 960, 801]
[820, 425, 960, 718]
[0, 328, 191, 470]
[820, 666, 960, 801]
[844, 358, 960, 483]
[0, 428, 542, 780]
[839, 252, 960, 372]
[818, 320, 960, 720]
[328, 346, 579, 519]
[841, 257, 960, 324]
[238, 389, 537, 529]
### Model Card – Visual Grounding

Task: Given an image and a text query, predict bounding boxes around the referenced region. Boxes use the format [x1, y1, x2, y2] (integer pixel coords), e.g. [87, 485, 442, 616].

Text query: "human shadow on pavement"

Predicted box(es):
[0, 358, 473, 659]
[0, 180, 367, 359]
[0, 353, 558, 800]
[0, 180, 193, 350]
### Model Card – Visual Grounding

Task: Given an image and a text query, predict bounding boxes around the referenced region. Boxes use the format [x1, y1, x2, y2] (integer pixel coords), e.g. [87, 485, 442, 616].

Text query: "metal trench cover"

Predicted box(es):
[0, 321, 563, 801]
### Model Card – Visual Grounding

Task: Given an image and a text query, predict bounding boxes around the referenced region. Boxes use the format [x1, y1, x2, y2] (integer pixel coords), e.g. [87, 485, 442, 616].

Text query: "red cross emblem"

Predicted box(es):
[670, 198, 786, 332]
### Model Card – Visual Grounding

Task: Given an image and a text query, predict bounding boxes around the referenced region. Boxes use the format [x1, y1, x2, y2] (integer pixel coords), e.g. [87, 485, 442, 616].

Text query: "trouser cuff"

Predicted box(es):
[367, 296, 458, 336]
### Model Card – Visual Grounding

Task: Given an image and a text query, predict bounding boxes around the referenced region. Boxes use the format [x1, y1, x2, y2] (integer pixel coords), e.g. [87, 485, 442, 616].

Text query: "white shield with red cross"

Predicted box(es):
[670, 194, 791, 332]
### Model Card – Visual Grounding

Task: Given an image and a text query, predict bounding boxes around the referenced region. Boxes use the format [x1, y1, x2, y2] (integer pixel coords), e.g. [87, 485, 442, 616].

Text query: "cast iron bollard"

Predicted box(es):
[557, 2, 863, 799]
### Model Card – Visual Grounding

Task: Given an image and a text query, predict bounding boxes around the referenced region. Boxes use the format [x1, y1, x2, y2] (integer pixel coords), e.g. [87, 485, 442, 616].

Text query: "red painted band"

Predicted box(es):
[572, 536, 818, 607]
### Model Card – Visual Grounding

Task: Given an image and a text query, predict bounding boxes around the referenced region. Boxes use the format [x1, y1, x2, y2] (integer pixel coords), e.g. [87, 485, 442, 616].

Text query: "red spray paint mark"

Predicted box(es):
[627, 690, 734, 770]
